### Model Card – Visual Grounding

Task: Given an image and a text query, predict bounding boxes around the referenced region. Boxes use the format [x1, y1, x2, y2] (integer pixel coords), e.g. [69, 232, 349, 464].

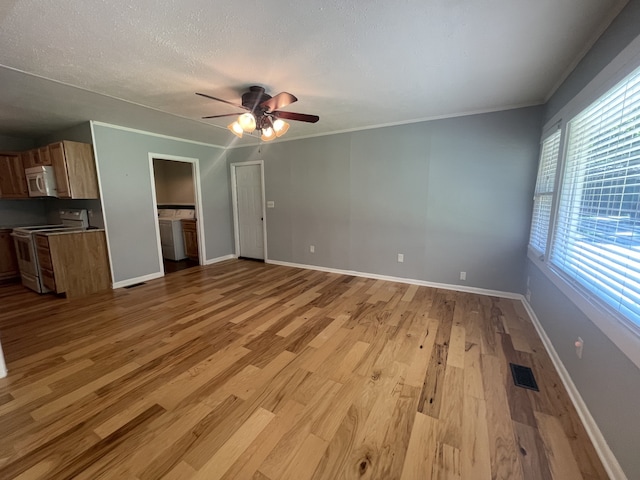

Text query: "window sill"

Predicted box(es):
[527, 248, 640, 370]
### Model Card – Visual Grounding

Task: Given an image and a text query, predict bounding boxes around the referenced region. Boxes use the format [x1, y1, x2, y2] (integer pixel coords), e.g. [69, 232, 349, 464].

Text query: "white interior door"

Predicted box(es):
[235, 164, 264, 260]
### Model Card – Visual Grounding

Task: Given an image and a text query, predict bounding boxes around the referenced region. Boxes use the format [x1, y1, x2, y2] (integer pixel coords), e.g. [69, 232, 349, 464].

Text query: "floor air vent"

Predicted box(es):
[509, 363, 539, 391]
[124, 282, 146, 289]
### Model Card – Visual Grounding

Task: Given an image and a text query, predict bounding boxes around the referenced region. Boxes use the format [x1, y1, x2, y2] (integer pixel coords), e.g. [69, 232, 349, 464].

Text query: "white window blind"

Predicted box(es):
[529, 130, 561, 254]
[551, 65, 640, 328]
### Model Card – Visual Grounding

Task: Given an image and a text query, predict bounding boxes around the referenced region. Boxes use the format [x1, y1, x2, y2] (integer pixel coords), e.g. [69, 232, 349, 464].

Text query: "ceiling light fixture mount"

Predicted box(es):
[197, 86, 319, 141]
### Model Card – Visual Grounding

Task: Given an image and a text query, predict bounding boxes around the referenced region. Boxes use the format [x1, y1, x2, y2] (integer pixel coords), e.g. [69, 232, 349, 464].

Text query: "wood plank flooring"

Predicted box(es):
[0, 260, 608, 479]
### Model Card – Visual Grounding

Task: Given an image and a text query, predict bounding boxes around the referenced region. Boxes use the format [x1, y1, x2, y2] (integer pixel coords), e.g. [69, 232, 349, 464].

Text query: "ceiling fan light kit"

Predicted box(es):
[228, 121, 244, 138]
[261, 127, 276, 142]
[197, 86, 319, 141]
[273, 118, 289, 137]
[238, 112, 257, 132]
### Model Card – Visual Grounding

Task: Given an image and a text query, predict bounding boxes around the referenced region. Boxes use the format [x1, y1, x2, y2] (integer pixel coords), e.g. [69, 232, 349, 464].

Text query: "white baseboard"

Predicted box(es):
[266, 258, 624, 478]
[111, 255, 235, 289]
[204, 254, 236, 265]
[100, 256, 625, 478]
[112, 272, 164, 289]
[520, 298, 627, 480]
[265, 259, 521, 299]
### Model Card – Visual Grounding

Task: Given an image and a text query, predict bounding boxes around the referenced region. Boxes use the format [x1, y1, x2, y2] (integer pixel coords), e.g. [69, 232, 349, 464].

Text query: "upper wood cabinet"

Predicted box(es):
[21, 148, 47, 168]
[38, 146, 51, 166]
[49, 141, 99, 199]
[0, 153, 29, 198]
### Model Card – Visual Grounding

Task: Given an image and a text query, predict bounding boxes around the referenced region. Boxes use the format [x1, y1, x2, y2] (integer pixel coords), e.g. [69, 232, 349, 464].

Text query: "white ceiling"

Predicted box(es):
[0, 0, 628, 147]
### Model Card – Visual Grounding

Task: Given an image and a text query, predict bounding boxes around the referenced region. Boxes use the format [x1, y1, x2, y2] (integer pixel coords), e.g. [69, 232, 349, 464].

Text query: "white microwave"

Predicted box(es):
[25, 165, 58, 197]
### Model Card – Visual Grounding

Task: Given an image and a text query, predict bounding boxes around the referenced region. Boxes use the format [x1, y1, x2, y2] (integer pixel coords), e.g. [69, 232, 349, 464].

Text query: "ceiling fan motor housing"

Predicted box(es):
[242, 86, 271, 112]
[196, 85, 318, 128]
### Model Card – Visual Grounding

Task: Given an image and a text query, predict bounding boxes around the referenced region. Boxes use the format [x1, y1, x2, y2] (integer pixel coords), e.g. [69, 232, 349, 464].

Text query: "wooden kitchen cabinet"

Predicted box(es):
[181, 219, 198, 261]
[0, 153, 29, 198]
[35, 234, 56, 291]
[35, 230, 111, 298]
[20, 151, 32, 170]
[0, 228, 20, 281]
[21, 148, 46, 168]
[38, 146, 51, 166]
[49, 141, 99, 199]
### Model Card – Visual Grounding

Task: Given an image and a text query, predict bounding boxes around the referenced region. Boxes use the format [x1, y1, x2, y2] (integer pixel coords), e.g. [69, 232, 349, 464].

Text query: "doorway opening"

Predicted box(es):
[151, 155, 204, 275]
[230, 161, 267, 261]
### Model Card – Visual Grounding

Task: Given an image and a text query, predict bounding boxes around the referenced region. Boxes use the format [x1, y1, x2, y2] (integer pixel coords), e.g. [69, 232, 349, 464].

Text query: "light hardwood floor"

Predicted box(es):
[0, 260, 608, 479]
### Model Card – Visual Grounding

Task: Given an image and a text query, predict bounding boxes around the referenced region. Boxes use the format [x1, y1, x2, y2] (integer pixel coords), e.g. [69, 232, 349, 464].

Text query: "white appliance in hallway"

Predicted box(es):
[11, 209, 89, 293]
[158, 208, 195, 261]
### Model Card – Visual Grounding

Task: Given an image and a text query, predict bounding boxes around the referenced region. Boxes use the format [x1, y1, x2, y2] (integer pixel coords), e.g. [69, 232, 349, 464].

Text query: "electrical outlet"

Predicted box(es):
[460, 271, 466, 281]
[397, 253, 404, 263]
[575, 337, 584, 359]
[526, 289, 531, 302]
[310, 245, 315, 253]
[267, 201, 275, 208]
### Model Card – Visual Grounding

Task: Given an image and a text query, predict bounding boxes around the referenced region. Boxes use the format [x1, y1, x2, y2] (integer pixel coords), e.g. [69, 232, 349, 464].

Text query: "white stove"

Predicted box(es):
[12, 209, 89, 293]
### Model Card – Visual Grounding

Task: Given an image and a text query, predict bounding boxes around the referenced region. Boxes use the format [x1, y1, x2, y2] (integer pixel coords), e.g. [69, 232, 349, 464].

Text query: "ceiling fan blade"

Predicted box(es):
[196, 92, 248, 110]
[202, 113, 245, 119]
[260, 92, 298, 112]
[273, 110, 319, 123]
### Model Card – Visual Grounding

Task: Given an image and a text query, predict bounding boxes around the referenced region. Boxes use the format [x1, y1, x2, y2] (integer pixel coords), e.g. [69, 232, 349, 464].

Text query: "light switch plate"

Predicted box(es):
[267, 201, 275, 208]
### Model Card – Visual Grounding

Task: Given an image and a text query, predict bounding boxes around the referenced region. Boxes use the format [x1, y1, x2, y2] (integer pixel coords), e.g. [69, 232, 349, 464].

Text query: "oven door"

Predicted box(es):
[11, 233, 38, 277]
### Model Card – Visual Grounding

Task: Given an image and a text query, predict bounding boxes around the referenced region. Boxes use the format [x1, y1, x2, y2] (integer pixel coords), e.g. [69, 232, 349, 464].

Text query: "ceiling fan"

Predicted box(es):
[196, 86, 319, 141]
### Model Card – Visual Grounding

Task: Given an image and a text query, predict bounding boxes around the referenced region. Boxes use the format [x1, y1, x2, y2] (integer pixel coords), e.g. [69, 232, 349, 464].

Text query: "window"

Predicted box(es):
[549, 65, 640, 328]
[529, 130, 561, 254]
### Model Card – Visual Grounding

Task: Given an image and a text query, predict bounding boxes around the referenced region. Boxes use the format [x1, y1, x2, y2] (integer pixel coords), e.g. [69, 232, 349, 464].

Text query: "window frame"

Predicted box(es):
[529, 127, 564, 258]
[529, 33, 640, 369]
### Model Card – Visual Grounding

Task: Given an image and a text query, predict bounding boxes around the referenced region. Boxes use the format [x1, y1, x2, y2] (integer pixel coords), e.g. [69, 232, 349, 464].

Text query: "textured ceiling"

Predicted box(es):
[0, 0, 628, 147]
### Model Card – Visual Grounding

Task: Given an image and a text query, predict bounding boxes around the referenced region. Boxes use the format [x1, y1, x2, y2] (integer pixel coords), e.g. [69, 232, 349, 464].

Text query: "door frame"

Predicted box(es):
[148, 153, 206, 274]
[230, 160, 268, 261]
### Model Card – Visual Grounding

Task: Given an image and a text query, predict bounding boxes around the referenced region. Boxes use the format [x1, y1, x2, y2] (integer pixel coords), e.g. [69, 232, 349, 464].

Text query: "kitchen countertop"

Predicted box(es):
[0, 224, 39, 230]
[35, 228, 106, 237]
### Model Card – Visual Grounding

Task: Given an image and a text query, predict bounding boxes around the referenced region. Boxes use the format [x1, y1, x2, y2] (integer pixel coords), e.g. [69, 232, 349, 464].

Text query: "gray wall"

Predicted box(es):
[91, 124, 233, 284]
[529, 2, 640, 477]
[0, 199, 47, 227]
[44, 198, 104, 229]
[153, 159, 195, 206]
[544, 0, 640, 124]
[36, 122, 93, 145]
[0, 134, 34, 151]
[227, 106, 542, 293]
[527, 262, 640, 477]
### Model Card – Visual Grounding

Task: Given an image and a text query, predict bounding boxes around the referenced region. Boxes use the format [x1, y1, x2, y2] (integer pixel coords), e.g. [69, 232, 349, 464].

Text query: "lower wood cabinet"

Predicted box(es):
[35, 230, 111, 298]
[181, 219, 198, 261]
[0, 228, 19, 281]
